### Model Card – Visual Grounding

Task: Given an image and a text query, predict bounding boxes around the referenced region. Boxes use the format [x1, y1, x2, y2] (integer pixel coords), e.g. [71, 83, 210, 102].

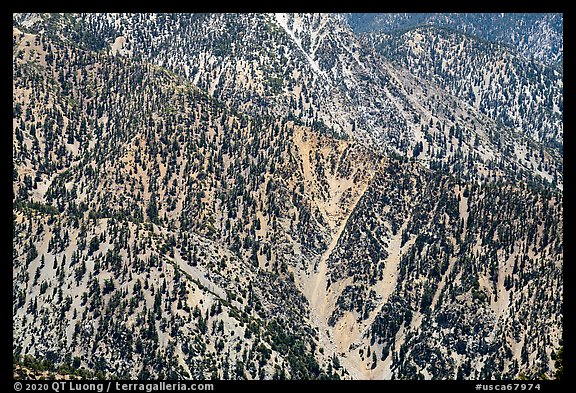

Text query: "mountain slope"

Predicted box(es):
[342, 13, 563, 69]
[13, 25, 343, 379]
[364, 26, 563, 157]
[16, 12, 561, 190]
[13, 13, 563, 380]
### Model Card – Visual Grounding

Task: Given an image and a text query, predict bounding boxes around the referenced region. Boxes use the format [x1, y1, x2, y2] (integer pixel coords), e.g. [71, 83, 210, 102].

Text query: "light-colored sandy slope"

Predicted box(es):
[305, 219, 352, 376]
[303, 197, 374, 380]
[332, 219, 417, 380]
[292, 129, 434, 379]
[111, 36, 127, 56]
[290, 126, 377, 378]
[291, 126, 430, 379]
[291, 124, 420, 379]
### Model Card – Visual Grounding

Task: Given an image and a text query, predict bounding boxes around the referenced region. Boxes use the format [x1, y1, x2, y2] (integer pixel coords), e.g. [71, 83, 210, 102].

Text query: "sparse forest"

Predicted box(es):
[13, 13, 562, 380]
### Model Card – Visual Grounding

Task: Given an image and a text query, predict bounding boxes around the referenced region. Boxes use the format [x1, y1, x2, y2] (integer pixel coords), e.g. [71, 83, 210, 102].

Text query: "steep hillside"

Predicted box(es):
[13, 25, 345, 379]
[323, 162, 562, 379]
[14, 12, 562, 190]
[13, 13, 563, 381]
[364, 26, 563, 159]
[342, 13, 563, 69]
